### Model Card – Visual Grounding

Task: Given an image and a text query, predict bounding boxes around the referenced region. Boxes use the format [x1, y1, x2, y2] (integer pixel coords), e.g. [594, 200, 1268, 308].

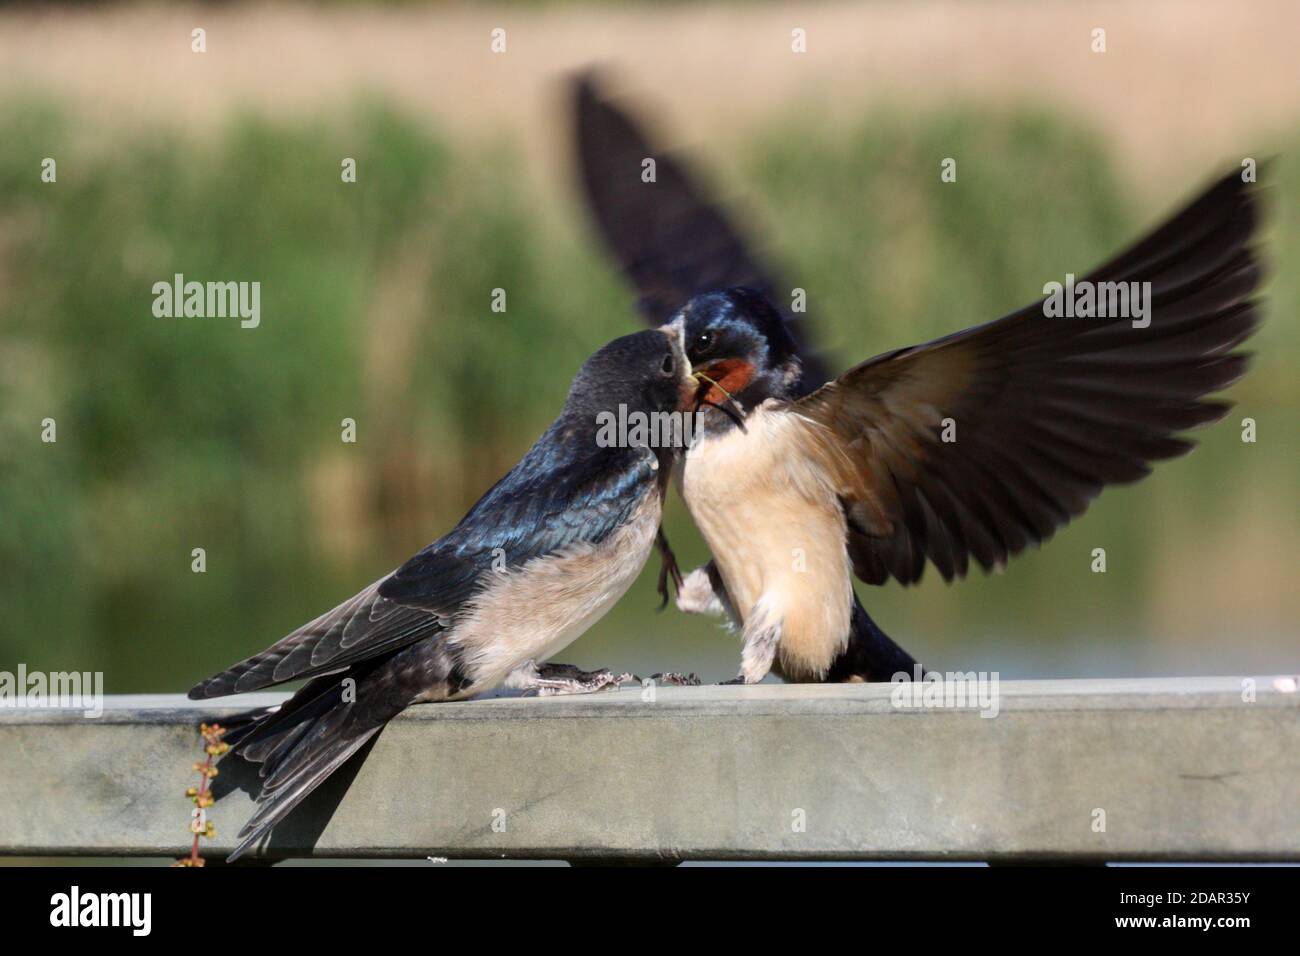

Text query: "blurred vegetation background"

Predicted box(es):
[0, 3, 1296, 692]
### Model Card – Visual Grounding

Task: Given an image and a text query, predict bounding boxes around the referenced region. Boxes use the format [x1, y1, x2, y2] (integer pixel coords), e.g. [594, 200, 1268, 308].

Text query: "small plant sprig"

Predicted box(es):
[173, 722, 228, 867]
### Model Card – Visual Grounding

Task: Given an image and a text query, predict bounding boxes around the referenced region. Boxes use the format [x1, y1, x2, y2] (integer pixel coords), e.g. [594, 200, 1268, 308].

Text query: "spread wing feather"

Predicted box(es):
[786, 169, 1265, 586]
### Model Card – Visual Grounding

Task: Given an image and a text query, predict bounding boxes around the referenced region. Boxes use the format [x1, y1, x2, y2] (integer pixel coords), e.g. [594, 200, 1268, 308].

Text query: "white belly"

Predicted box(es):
[682, 404, 853, 677]
[449, 490, 661, 693]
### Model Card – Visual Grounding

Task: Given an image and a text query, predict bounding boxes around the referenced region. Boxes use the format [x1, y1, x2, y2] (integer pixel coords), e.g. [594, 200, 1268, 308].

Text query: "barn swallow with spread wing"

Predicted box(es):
[664, 171, 1263, 683]
[189, 329, 694, 860]
[572, 72, 920, 681]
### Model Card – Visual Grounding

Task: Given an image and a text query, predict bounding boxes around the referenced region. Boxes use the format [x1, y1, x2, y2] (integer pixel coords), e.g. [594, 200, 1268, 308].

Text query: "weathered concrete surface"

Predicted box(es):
[1, 677, 1297, 862]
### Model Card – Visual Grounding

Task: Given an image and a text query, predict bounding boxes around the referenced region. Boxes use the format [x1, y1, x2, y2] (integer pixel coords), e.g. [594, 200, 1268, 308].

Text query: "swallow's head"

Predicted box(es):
[669, 288, 802, 426]
[566, 328, 694, 425]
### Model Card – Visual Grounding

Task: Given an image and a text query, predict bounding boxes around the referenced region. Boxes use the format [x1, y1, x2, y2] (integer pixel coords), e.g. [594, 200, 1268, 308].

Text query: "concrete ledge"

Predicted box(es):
[1, 677, 1298, 862]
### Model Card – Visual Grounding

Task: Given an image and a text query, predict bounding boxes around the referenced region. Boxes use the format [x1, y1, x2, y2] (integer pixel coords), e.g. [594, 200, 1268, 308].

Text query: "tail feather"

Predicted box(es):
[258, 696, 378, 796]
[227, 728, 383, 862]
[238, 675, 345, 767]
[217, 651, 425, 862]
[826, 598, 926, 683]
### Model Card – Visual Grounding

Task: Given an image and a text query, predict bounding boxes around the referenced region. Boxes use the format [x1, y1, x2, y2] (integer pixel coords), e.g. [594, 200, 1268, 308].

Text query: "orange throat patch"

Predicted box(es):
[695, 358, 754, 408]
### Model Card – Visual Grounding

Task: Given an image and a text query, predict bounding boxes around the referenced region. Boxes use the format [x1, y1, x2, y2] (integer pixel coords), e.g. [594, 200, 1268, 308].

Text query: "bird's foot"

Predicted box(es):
[648, 672, 701, 687]
[718, 675, 749, 685]
[654, 528, 685, 610]
[528, 662, 634, 697]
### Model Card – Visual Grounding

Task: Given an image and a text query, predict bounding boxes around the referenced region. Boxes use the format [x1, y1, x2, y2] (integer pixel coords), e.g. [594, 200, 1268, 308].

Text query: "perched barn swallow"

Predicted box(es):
[665, 171, 1263, 683]
[190, 329, 693, 860]
[572, 72, 918, 680]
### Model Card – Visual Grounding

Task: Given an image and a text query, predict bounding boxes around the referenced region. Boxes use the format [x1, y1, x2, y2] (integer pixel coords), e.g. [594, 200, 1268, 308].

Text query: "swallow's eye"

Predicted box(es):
[693, 330, 715, 354]
[661, 354, 675, 376]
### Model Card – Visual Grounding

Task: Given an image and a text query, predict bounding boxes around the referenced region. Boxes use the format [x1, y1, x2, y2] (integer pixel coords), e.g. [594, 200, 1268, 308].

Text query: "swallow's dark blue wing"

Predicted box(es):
[188, 431, 656, 699]
[380, 429, 657, 607]
[572, 72, 829, 394]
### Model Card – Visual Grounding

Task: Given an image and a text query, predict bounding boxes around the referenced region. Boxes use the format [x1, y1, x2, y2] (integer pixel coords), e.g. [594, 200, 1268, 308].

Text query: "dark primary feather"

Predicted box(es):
[572, 70, 829, 393]
[790, 169, 1265, 586]
[187, 578, 443, 699]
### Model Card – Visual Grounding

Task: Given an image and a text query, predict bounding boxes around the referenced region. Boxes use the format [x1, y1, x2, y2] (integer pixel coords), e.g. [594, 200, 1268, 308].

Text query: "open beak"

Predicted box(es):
[690, 360, 749, 429]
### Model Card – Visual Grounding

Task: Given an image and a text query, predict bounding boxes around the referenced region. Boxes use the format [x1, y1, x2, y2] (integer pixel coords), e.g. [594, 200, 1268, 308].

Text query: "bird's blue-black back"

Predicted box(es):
[380, 329, 679, 609]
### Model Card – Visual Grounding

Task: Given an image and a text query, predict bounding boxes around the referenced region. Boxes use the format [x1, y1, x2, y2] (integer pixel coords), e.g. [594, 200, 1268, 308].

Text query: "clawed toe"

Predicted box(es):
[648, 672, 701, 686]
[531, 664, 634, 697]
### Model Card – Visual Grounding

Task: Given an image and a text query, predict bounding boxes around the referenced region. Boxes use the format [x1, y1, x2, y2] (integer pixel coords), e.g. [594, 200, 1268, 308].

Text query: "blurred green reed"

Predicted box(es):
[0, 97, 1294, 690]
